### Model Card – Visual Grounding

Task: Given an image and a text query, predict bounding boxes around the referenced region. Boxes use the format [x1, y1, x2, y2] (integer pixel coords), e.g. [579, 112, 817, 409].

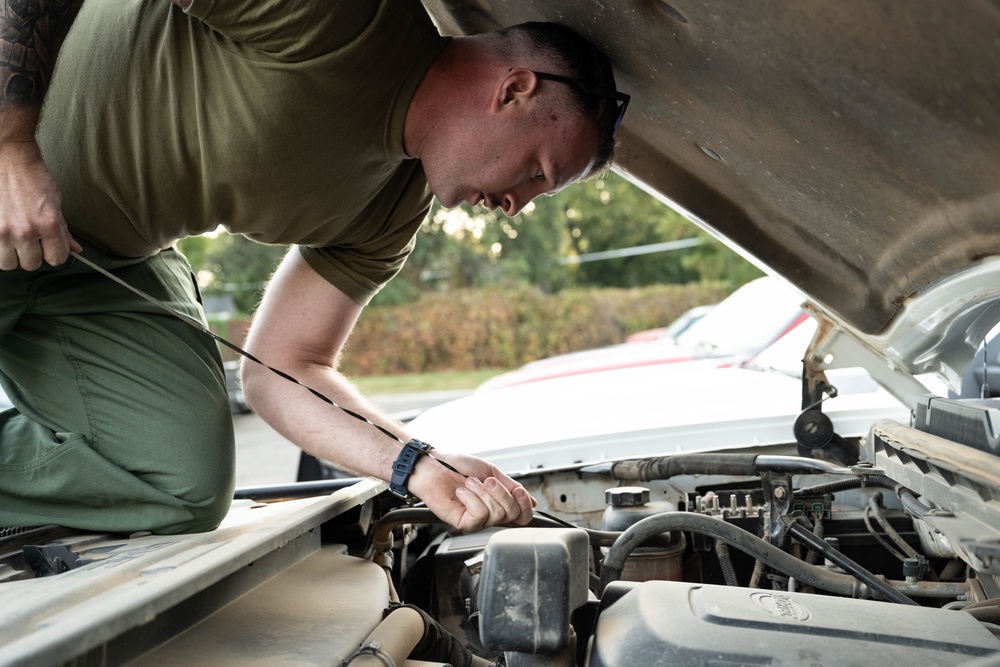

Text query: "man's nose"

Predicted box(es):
[501, 194, 525, 217]
[501, 181, 547, 217]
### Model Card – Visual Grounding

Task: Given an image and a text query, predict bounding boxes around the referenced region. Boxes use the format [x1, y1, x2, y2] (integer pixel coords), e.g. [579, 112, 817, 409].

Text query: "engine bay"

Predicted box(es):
[3, 398, 1000, 666]
[381, 405, 1000, 666]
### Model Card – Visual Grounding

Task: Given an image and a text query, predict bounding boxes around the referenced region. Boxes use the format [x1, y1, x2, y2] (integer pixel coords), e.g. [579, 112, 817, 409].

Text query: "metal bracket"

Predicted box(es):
[760, 472, 794, 545]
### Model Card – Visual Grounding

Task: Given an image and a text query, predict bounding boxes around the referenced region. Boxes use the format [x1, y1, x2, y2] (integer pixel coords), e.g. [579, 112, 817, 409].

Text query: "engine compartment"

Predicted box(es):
[379, 401, 1000, 666]
[4, 402, 1000, 666]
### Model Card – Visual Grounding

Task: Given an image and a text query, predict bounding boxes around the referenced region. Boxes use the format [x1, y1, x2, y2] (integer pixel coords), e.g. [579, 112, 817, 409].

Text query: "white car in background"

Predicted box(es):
[410, 314, 914, 473]
[478, 276, 807, 391]
[624, 303, 715, 343]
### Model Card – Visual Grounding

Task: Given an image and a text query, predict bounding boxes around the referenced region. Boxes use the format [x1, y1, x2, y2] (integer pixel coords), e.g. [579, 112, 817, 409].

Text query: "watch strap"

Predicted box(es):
[389, 438, 433, 502]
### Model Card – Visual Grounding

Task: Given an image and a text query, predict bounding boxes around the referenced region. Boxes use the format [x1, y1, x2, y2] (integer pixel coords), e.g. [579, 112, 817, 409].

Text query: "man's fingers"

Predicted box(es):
[0, 233, 61, 271]
[453, 476, 534, 531]
[0, 245, 19, 271]
[5, 237, 44, 271]
[510, 486, 535, 525]
[453, 486, 490, 532]
[38, 216, 73, 268]
[0, 222, 73, 271]
[493, 469, 539, 508]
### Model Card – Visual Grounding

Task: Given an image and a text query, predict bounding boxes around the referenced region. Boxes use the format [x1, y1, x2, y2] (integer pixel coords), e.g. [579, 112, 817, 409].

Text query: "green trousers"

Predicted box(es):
[0, 245, 235, 534]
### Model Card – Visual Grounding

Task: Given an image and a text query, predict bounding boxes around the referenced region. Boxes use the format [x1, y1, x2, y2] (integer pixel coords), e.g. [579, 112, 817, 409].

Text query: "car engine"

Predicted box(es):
[372, 395, 1000, 666]
[3, 396, 1000, 666]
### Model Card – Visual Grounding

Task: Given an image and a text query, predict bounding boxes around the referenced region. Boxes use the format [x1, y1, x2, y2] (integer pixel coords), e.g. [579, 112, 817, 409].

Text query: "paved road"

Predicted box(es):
[233, 390, 471, 487]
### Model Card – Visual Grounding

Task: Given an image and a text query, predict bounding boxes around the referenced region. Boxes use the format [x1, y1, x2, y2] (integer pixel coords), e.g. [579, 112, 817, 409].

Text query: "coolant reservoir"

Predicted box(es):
[602, 487, 686, 582]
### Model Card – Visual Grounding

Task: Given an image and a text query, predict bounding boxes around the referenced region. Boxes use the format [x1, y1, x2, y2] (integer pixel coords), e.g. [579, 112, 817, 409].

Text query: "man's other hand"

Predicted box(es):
[0, 140, 80, 271]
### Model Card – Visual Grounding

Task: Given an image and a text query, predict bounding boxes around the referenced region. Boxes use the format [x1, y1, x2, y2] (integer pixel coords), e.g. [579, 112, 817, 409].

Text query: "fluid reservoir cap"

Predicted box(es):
[606, 486, 650, 507]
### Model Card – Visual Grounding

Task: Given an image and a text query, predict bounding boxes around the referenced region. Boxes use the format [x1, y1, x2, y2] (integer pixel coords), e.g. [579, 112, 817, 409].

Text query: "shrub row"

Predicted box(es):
[213, 283, 729, 376]
[339, 283, 729, 375]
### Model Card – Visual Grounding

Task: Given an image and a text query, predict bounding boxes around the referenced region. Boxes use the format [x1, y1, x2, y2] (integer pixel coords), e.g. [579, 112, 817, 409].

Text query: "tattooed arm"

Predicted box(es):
[0, 0, 83, 270]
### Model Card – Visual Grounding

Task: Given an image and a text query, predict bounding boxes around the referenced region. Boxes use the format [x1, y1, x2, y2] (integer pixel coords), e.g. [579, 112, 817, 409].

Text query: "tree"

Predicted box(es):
[533, 173, 700, 288]
[391, 172, 761, 295]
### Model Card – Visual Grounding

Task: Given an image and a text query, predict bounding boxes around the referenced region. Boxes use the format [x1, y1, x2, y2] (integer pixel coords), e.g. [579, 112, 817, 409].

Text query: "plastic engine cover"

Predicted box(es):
[588, 581, 1000, 666]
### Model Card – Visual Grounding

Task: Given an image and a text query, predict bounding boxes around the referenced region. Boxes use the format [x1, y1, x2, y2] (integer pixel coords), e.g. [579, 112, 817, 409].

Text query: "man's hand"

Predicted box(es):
[407, 449, 537, 532]
[0, 0, 85, 270]
[0, 139, 80, 271]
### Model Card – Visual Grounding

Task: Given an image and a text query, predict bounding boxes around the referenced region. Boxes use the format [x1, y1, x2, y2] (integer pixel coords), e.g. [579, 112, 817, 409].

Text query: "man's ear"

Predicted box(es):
[494, 68, 540, 110]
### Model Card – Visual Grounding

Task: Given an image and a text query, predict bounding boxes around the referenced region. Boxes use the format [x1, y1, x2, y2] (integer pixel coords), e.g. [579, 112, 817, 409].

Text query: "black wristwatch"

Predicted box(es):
[389, 438, 434, 502]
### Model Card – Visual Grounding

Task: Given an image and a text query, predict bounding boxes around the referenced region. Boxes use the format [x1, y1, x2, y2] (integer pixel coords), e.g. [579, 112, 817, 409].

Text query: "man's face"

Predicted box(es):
[423, 104, 599, 217]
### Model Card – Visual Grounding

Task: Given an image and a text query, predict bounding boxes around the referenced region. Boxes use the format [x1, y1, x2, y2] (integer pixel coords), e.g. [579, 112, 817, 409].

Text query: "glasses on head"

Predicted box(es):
[531, 71, 630, 134]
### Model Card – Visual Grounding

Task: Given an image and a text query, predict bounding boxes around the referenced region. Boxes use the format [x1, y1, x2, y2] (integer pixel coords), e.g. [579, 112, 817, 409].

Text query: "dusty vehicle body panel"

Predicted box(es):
[4, 1, 1000, 666]
[0, 483, 386, 665]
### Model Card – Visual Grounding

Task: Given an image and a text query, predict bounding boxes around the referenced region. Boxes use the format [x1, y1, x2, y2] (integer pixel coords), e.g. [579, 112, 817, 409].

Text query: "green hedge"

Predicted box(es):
[337, 283, 729, 376]
[214, 283, 729, 375]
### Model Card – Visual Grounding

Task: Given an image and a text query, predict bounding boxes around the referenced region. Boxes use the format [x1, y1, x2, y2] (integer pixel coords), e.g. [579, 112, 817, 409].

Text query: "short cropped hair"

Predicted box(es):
[488, 22, 621, 176]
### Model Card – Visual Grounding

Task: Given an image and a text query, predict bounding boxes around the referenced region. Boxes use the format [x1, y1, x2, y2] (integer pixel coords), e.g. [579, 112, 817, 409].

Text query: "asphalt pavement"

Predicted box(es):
[233, 390, 471, 487]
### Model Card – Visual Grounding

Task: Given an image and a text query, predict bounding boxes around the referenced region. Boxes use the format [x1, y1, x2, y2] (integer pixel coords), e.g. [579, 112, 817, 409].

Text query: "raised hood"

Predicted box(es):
[421, 0, 1000, 394]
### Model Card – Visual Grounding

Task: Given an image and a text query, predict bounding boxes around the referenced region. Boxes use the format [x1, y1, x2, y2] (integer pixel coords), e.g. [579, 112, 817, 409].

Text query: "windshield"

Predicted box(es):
[675, 277, 805, 357]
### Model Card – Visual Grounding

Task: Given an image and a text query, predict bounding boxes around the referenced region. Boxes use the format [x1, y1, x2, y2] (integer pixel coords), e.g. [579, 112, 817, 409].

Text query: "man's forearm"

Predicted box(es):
[0, 0, 83, 138]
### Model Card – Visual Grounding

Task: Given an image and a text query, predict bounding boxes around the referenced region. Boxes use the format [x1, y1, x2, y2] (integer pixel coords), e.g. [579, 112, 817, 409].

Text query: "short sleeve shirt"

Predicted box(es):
[37, 0, 448, 304]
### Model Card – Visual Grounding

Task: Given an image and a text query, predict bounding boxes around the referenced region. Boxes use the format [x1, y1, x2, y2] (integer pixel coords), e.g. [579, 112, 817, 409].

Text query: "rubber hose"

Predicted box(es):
[387, 604, 494, 667]
[610, 454, 759, 480]
[599, 512, 915, 605]
[344, 605, 426, 666]
[373, 508, 445, 553]
[899, 490, 932, 518]
[963, 599, 1000, 627]
[966, 606, 1000, 626]
[867, 494, 919, 558]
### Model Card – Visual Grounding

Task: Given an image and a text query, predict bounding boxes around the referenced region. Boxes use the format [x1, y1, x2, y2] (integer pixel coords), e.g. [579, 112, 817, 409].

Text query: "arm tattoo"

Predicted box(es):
[0, 0, 84, 110]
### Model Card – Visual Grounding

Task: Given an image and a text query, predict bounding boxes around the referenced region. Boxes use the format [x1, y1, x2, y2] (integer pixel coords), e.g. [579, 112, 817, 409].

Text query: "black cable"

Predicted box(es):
[714, 540, 740, 587]
[867, 494, 920, 559]
[862, 504, 907, 562]
[794, 474, 896, 497]
[794, 474, 934, 519]
[787, 522, 916, 605]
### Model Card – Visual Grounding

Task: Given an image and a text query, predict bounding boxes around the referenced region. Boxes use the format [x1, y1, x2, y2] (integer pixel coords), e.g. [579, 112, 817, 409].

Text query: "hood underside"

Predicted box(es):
[422, 0, 1000, 336]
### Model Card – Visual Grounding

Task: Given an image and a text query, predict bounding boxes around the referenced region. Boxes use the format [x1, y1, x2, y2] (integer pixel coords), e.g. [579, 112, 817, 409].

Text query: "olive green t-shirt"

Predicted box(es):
[37, 0, 447, 304]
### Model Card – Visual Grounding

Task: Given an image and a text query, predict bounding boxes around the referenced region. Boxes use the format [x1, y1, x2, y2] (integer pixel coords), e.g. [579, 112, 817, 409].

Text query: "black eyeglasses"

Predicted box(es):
[532, 71, 630, 134]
